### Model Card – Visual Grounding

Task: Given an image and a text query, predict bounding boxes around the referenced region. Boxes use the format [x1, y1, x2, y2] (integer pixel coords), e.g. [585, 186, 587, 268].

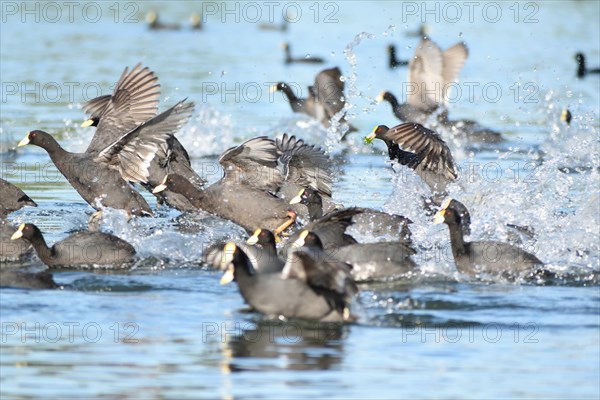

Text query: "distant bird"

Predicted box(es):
[146, 11, 181, 30]
[190, 13, 202, 30]
[259, 19, 288, 31]
[378, 38, 502, 143]
[575, 52, 600, 78]
[561, 109, 572, 125]
[271, 67, 355, 131]
[244, 229, 285, 273]
[406, 23, 430, 37]
[282, 42, 324, 64]
[388, 44, 409, 68]
[378, 38, 469, 124]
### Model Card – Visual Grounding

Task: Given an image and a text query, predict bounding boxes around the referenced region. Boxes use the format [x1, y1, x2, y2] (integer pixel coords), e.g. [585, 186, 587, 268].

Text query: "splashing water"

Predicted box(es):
[324, 32, 377, 151]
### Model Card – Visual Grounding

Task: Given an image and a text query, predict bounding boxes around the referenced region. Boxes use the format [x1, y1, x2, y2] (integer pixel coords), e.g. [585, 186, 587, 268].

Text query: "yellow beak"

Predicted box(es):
[10, 223, 26, 240]
[220, 265, 235, 285]
[289, 189, 304, 205]
[375, 92, 385, 103]
[269, 84, 278, 93]
[152, 175, 169, 194]
[363, 128, 377, 145]
[18, 133, 30, 147]
[292, 230, 309, 248]
[432, 209, 446, 224]
[152, 184, 166, 194]
[247, 229, 261, 245]
[219, 242, 236, 267]
[81, 119, 94, 128]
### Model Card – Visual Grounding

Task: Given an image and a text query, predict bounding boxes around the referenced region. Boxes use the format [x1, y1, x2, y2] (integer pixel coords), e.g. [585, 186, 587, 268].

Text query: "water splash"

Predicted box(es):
[178, 105, 240, 158]
[325, 32, 377, 151]
[384, 118, 599, 283]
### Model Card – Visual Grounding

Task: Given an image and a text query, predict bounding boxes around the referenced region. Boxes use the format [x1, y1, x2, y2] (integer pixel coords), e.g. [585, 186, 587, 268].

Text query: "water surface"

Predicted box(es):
[1, 1, 599, 398]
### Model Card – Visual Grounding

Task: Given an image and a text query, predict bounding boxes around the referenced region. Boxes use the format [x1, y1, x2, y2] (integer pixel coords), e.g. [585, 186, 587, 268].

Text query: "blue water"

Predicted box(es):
[1, 1, 599, 398]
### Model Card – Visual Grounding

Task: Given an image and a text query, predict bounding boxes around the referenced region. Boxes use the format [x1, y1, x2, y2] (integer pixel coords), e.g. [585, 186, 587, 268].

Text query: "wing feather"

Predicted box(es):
[276, 133, 333, 196]
[95, 100, 194, 184]
[385, 122, 458, 182]
[85, 64, 161, 154]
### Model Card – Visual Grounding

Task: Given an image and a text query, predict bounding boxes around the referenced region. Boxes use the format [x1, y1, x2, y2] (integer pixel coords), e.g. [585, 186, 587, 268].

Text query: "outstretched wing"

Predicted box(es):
[203, 241, 265, 272]
[276, 133, 333, 196]
[313, 67, 345, 118]
[95, 100, 194, 184]
[282, 249, 356, 296]
[282, 208, 362, 257]
[441, 42, 468, 103]
[407, 38, 444, 110]
[385, 122, 458, 182]
[85, 64, 161, 154]
[218, 136, 283, 192]
[82, 95, 112, 119]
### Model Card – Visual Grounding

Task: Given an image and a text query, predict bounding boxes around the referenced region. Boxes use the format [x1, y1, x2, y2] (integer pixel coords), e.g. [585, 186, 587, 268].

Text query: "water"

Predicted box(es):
[1, 1, 599, 398]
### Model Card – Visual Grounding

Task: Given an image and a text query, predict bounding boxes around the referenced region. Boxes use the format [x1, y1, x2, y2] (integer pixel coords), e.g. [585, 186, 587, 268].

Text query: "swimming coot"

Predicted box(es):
[575, 52, 600, 78]
[0, 178, 37, 218]
[282, 42, 324, 64]
[81, 64, 206, 211]
[20, 100, 194, 216]
[271, 67, 355, 131]
[11, 223, 136, 268]
[218, 241, 355, 322]
[433, 199, 545, 279]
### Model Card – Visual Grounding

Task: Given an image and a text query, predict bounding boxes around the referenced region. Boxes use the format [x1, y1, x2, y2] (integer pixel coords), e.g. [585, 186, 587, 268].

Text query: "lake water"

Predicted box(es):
[1, 1, 599, 398]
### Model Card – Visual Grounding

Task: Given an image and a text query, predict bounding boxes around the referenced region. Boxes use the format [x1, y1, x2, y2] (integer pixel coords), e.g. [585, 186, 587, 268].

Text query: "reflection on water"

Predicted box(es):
[1, 0, 599, 398]
[223, 319, 346, 373]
